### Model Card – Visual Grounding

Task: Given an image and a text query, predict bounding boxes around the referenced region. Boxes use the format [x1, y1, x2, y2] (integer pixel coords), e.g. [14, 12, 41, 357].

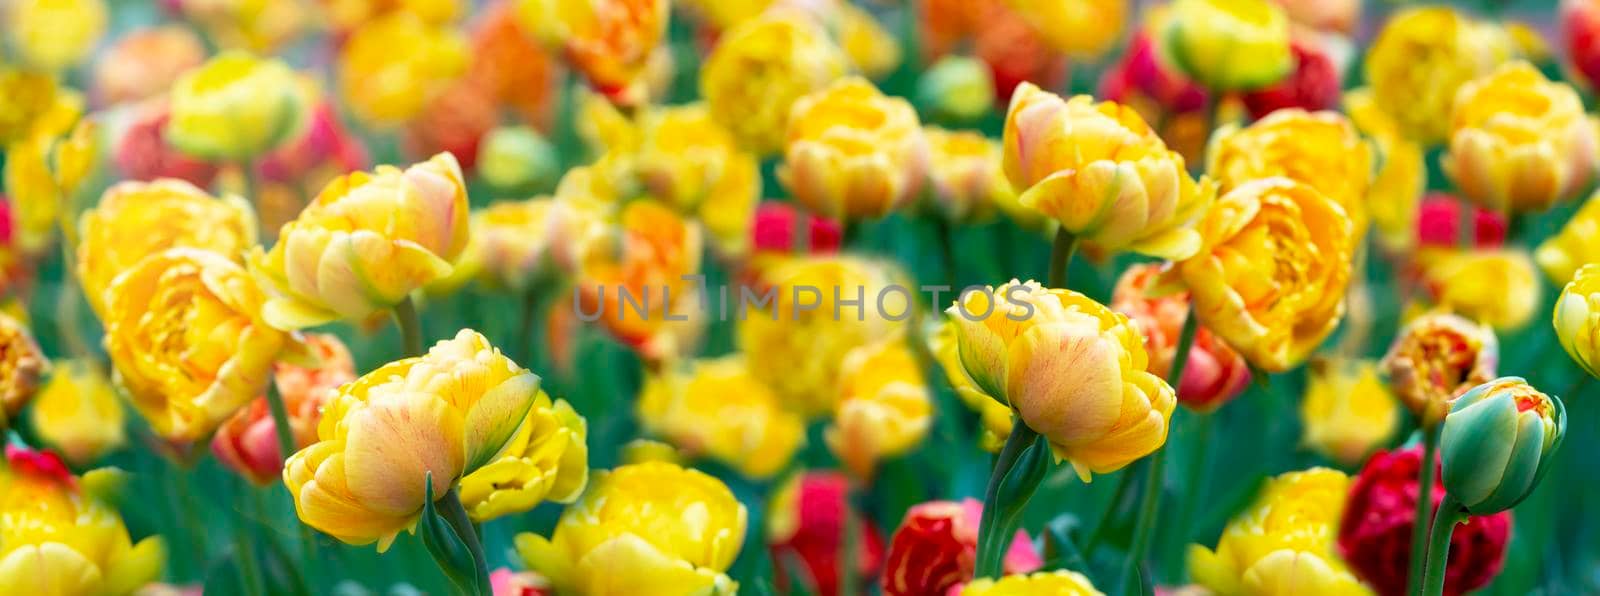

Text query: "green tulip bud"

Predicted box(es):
[1439, 377, 1565, 514]
[477, 126, 558, 195]
[916, 55, 994, 124]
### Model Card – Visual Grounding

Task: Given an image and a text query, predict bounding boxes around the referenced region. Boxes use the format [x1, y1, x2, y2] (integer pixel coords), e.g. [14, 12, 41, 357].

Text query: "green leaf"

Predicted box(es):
[420, 472, 481, 595]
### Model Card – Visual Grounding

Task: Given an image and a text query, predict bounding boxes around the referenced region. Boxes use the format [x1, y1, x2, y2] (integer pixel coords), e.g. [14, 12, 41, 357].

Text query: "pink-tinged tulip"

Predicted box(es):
[212, 334, 355, 485]
[881, 499, 1042, 596]
[1111, 264, 1251, 412]
[767, 472, 885, 596]
[92, 26, 206, 106]
[780, 77, 928, 221]
[113, 101, 217, 188]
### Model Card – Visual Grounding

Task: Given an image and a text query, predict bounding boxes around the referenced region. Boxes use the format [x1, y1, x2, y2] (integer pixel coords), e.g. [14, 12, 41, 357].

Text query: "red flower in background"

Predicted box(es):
[114, 102, 217, 187]
[881, 499, 1042, 596]
[752, 202, 842, 256]
[1338, 446, 1511, 596]
[919, 0, 1066, 104]
[1242, 37, 1341, 120]
[1099, 32, 1209, 115]
[768, 472, 885, 596]
[469, 2, 561, 129]
[1563, 0, 1600, 90]
[5, 445, 75, 489]
[256, 101, 369, 186]
[1416, 194, 1509, 250]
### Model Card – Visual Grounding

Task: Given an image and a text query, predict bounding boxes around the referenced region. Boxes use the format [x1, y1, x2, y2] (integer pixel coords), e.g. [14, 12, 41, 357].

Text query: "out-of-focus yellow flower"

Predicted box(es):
[1002, 82, 1214, 260]
[1345, 88, 1426, 252]
[1159, 0, 1291, 91]
[77, 179, 257, 318]
[167, 51, 305, 161]
[1443, 61, 1598, 214]
[1188, 468, 1370, 595]
[1177, 178, 1353, 372]
[1555, 263, 1600, 379]
[102, 249, 290, 445]
[948, 280, 1175, 481]
[1004, 0, 1127, 59]
[250, 152, 470, 329]
[932, 319, 1012, 452]
[678, 0, 767, 30]
[917, 55, 995, 125]
[515, 462, 746, 595]
[960, 570, 1104, 595]
[5, 0, 106, 71]
[1380, 312, 1497, 428]
[923, 127, 1005, 224]
[30, 361, 126, 465]
[826, 337, 932, 480]
[0, 312, 48, 426]
[702, 10, 848, 155]
[780, 77, 927, 221]
[1274, 0, 1358, 33]
[633, 103, 761, 256]
[833, 1, 901, 79]
[638, 355, 804, 479]
[5, 111, 95, 254]
[1300, 358, 1398, 467]
[0, 68, 60, 144]
[470, 198, 556, 292]
[284, 330, 586, 547]
[93, 26, 208, 106]
[619, 437, 683, 466]
[517, 0, 668, 105]
[546, 164, 624, 275]
[738, 255, 910, 417]
[1366, 7, 1512, 144]
[1418, 248, 1541, 331]
[338, 13, 469, 126]
[576, 199, 704, 363]
[1207, 109, 1374, 238]
[176, 0, 308, 52]
[1537, 190, 1600, 285]
[317, 0, 462, 33]
[0, 448, 166, 595]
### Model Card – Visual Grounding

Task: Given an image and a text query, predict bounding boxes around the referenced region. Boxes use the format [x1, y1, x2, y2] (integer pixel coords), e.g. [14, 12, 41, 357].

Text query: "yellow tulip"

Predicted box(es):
[102, 248, 290, 445]
[779, 77, 927, 221]
[833, 1, 901, 79]
[1536, 189, 1600, 285]
[1380, 312, 1498, 428]
[960, 570, 1104, 595]
[5, 0, 107, 71]
[1177, 178, 1354, 372]
[924, 127, 1006, 224]
[0, 312, 48, 425]
[174, 0, 308, 53]
[0, 67, 61, 144]
[1188, 468, 1370, 595]
[338, 13, 468, 126]
[947, 280, 1175, 481]
[632, 103, 761, 255]
[515, 461, 747, 595]
[0, 448, 166, 595]
[517, 0, 668, 105]
[1299, 358, 1398, 467]
[1003, 0, 1127, 59]
[1344, 88, 1426, 252]
[30, 361, 126, 465]
[1159, 0, 1292, 91]
[1444, 61, 1597, 214]
[1207, 109, 1374, 238]
[250, 152, 470, 330]
[284, 329, 587, 548]
[1002, 82, 1215, 260]
[637, 355, 804, 479]
[470, 198, 556, 292]
[1366, 7, 1512, 144]
[1555, 263, 1600, 379]
[702, 10, 847, 155]
[5, 112, 95, 254]
[167, 51, 306, 160]
[77, 179, 258, 318]
[1417, 248, 1541, 331]
[826, 337, 932, 480]
[932, 319, 1013, 453]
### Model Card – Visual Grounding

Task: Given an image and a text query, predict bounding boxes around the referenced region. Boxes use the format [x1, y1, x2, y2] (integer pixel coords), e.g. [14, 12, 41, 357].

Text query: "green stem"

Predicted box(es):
[438, 487, 491, 596]
[517, 286, 542, 365]
[934, 216, 959, 290]
[263, 384, 296, 475]
[1121, 307, 1197, 592]
[1408, 428, 1440, 595]
[1083, 469, 1136, 555]
[1419, 495, 1465, 596]
[394, 295, 424, 358]
[838, 492, 861, 596]
[974, 420, 1042, 578]
[236, 485, 266, 596]
[1047, 228, 1078, 288]
[1173, 411, 1215, 562]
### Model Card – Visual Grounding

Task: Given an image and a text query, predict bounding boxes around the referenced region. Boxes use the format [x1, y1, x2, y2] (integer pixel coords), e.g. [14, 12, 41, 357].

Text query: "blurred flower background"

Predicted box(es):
[1, 0, 1598, 595]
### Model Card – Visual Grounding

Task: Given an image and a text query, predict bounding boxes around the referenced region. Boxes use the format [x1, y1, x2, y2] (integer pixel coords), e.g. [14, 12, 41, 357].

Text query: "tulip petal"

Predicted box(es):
[1440, 392, 1519, 509]
[462, 373, 542, 475]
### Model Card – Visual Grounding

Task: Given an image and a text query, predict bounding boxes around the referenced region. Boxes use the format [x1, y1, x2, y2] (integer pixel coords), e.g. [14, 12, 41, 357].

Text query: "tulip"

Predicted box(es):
[1177, 178, 1354, 372]
[1188, 468, 1368, 595]
[0, 446, 166, 595]
[0, 67, 62, 145]
[750, 202, 842, 256]
[1344, 88, 1425, 253]
[211, 334, 354, 485]
[1365, 7, 1512, 144]
[1097, 28, 1212, 163]
[170, 0, 307, 52]
[249, 152, 470, 330]
[922, 128, 1006, 224]
[1002, 83, 1215, 260]
[283, 329, 588, 548]
[637, 355, 804, 479]
[917, 56, 996, 125]
[1416, 249, 1540, 332]
[92, 26, 206, 105]
[77, 179, 257, 318]
[469, 2, 562, 127]
[830, 1, 901, 79]
[1562, 0, 1600, 90]
[779, 77, 927, 221]
[1443, 61, 1598, 214]
[30, 360, 126, 465]
[1160, 0, 1292, 91]
[0, 312, 48, 426]
[1112, 263, 1252, 412]
[166, 51, 306, 161]
[468, 198, 558, 292]
[515, 462, 746, 595]
[1207, 109, 1373, 238]
[999, 0, 1125, 59]
[490, 568, 551, 596]
[1337, 447, 1511, 596]
[1380, 312, 1498, 429]
[947, 280, 1175, 481]
[338, 13, 469, 127]
[6, 115, 96, 253]
[1299, 358, 1398, 466]
[1537, 191, 1600, 285]
[1274, 0, 1359, 33]
[1439, 377, 1564, 514]
[632, 103, 761, 255]
[475, 127, 559, 196]
[701, 11, 847, 155]
[767, 472, 885, 596]
[516, 0, 668, 105]
[932, 319, 1013, 453]
[959, 570, 1103, 595]
[5, 0, 107, 71]
[881, 499, 1042, 596]
[113, 102, 219, 187]
[574, 199, 705, 363]
[1239, 37, 1342, 120]
[101, 249, 291, 445]
[1556, 263, 1600, 379]
[826, 337, 932, 480]
[255, 100, 372, 193]
[1413, 195, 1506, 251]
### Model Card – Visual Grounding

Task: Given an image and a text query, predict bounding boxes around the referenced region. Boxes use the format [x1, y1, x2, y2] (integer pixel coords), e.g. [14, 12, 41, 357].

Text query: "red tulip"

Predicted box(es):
[768, 472, 885, 596]
[1241, 37, 1341, 120]
[881, 499, 1041, 596]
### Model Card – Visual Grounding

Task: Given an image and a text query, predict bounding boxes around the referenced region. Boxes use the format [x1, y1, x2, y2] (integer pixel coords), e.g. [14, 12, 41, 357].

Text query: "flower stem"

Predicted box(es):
[1419, 495, 1464, 596]
[974, 420, 1042, 578]
[1173, 411, 1215, 563]
[438, 487, 491, 596]
[1047, 228, 1078, 288]
[1083, 469, 1136, 555]
[394, 295, 424, 358]
[263, 384, 296, 475]
[1407, 427, 1440, 594]
[517, 286, 543, 365]
[1121, 306, 1197, 592]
